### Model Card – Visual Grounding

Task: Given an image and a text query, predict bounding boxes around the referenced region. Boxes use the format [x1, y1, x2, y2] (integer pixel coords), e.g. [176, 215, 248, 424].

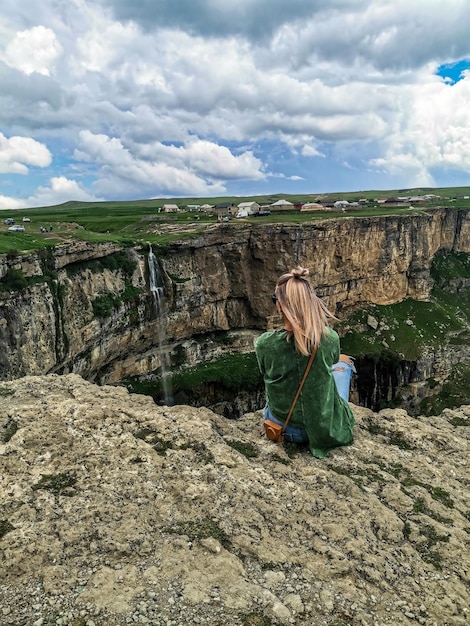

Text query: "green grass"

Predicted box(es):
[0, 520, 15, 540]
[32, 472, 77, 495]
[0, 232, 61, 254]
[12, 185, 470, 209]
[163, 518, 231, 549]
[226, 440, 259, 458]
[126, 352, 263, 403]
[338, 294, 465, 360]
[419, 363, 470, 416]
[337, 251, 470, 414]
[2, 187, 469, 254]
[338, 249, 470, 361]
[133, 428, 174, 456]
[431, 251, 470, 281]
[2, 419, 18, 443]
[171, 353, 261, 392]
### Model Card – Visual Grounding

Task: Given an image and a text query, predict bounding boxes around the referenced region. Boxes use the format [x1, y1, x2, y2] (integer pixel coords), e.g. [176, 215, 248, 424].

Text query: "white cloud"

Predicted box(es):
[301, 145, 324, 158]
[26, 176, 102, 207]
[0, 194, 25, 210]
[98, 0, 356, 40]
[162, 140, 265, 180]
[74, 131, 265, 197]
[0, 132, 52, 174]
[3, 25, 63, 76]
[1, 0, 470, 201]
[74, 19, 139, 74]
[369, 71, 470, 182]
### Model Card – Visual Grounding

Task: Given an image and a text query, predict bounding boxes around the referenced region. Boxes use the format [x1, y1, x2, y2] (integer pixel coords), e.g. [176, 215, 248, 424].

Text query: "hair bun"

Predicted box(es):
[291, 266, 309, 279]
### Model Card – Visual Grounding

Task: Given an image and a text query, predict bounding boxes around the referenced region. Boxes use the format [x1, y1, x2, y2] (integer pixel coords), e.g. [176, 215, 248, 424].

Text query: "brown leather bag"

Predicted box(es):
[263, 419, 285, 443]
[262, 349, 316, 443]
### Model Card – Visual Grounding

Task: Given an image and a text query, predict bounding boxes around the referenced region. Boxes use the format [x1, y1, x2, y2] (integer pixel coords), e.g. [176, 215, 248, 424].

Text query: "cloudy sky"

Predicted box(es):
[1, 0, 470, 209]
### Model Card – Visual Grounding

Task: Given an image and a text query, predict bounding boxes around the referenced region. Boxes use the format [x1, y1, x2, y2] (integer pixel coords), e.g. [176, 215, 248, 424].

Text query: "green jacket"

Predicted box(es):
[255, 328, 355, 458]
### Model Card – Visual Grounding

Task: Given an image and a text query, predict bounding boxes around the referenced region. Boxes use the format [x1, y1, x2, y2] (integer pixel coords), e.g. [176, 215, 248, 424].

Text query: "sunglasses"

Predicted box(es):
[271, 294, 278, 304]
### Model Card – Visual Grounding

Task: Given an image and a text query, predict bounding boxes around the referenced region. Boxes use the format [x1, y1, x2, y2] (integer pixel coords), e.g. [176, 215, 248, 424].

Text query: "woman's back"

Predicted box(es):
[256, 266, 356, 458]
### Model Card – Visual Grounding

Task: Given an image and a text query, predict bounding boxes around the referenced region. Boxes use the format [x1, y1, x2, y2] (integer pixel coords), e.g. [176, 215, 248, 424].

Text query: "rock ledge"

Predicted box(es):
[1, 374, 469, 625]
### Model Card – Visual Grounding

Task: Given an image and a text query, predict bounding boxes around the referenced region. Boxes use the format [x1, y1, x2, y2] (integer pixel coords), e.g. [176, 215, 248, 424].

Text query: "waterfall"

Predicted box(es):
[148, 245, 165, 309]
[147, 245, 173, 405]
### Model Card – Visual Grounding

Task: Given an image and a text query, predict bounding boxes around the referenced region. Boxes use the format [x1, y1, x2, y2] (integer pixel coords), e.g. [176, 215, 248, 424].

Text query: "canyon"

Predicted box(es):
[0, 208, 469, 413]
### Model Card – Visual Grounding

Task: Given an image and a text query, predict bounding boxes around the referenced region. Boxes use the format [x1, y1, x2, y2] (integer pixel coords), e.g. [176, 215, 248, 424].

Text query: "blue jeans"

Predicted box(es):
[264, 358, 355, 444]
[332, 357, 356, 402]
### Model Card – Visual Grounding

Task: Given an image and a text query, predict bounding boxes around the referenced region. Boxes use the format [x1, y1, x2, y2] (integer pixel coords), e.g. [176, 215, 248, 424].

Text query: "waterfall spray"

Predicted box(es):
[147, 244, 173, 405]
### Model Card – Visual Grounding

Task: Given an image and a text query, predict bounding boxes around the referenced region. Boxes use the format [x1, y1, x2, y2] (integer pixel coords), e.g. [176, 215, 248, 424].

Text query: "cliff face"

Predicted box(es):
[1, 374, 469, 625]
[0, 209, 469, 383]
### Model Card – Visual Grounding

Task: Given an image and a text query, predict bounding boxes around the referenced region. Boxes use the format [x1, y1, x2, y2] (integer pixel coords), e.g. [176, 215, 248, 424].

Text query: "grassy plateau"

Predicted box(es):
[1, 185, 470, 255]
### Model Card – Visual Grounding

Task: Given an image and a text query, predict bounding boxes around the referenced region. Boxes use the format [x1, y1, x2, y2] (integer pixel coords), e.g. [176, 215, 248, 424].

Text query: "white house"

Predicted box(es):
[237, 201, 260, 216]
[162, 204, 180, 213]
[270, 199, 294, 210]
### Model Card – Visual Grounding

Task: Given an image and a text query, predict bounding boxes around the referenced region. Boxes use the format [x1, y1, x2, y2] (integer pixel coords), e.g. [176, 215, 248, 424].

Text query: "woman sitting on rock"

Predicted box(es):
[255, 266, 356, 458]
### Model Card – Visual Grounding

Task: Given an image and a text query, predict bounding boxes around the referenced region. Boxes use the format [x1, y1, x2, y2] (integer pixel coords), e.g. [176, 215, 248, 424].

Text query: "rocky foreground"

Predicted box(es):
[0, 375, 469, 626]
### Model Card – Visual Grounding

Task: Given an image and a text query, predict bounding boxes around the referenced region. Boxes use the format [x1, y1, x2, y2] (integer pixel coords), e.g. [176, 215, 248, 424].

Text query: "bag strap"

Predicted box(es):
[281, 349, 316, 433]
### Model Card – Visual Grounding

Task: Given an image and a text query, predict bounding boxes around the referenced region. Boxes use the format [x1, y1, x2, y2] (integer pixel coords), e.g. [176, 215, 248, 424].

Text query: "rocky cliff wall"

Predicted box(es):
[1, 374, 469, 625]
[0, 209, 469, 383]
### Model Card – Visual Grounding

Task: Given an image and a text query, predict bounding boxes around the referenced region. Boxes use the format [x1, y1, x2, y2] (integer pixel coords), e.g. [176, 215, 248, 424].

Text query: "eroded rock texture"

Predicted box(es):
[1, 374, 469, 625]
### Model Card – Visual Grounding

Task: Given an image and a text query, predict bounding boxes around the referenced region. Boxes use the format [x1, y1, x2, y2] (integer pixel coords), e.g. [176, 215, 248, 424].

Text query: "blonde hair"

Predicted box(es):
[275, 266, 335, 356]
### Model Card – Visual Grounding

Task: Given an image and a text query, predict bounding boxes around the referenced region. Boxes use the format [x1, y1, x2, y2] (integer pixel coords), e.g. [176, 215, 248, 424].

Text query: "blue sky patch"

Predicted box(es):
[436, 59, 470, 84]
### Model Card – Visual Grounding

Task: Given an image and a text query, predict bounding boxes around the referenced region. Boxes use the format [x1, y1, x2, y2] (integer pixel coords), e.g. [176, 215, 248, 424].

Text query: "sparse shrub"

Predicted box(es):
[240, 612, 276, 626]
[415, 523, 450, 570]
[388, 432, 414, 450]
[66, 251, 137, 277]
[2, 418, 18, 443]
[179, 441, 214, 464]
[168, 273, 190, 283]
[429, 487, 454, 508]
[449, 416, 469, 426]
[32, 472, 77, 495]
[226, 439, 259, 458]
[403, 521, 412, 539]
[133, 427, 173, 456]
[269, 452, 290, 465]
[163, 518, 231, 549]
[0, 520, 14, 540]
[122, 281, 142, 301]
[92, 293, 120, 318]
[0, 268, 28, 291]
[413, 497, 428, 514]
[366, 421, 385, 435]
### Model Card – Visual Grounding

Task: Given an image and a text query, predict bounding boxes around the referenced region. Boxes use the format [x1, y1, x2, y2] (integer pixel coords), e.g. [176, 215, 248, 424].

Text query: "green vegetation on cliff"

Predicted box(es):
[339, 251, 470, 360]
[126, 352, 263, 407]
[338, 251, 470, 415]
